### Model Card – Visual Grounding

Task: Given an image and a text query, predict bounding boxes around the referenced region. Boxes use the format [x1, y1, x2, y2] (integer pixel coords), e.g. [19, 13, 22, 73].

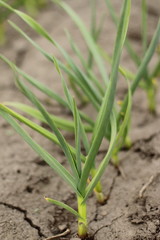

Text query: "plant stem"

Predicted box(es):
[90, 168, 106, 204]
[124, 135, 132, 149]
[77, 196, 87, 238]
[112, 153, 119, 167]
[146, 83, 156, 114]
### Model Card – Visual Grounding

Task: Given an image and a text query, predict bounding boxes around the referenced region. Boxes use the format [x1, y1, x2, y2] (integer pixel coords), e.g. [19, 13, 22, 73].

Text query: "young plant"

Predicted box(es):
[0, 0, 131, 237]
[105, 0, 160, 113]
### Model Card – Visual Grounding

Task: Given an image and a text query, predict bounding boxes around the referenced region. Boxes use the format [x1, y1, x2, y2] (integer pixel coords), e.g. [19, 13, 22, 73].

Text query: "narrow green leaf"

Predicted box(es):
[0, 0, 56, 46]
[0, 108, 80, 195]
[66, 31, 104, 96]
[73, 99, 81, 175]
[62, 77, 90, 155]
[83, 111, 117, 202]
[66, 30, 88, 71]
[45, 197, 82, 219]
[4, 4, 103, 111]
[0, 54, 93, 126]
[0, 104, 86, 163]
[90, 0, 97, 40]
[125, 40, 141, 66]
[0, 1, 13, 11]
[114, 79, 132, 154]
[57, 45, 102, 109]
[78, 0, 131, 194]
[105, 0, 117, 24]
[60, 77, 82, 174]
[99, 47, 135, 81]
[16, 78, 80, 180]
[118, 19, 160, 121]
[4, 102, 92, 132]
[48, 56, 89, 157]
[52, 0, 108, 84]
[132, 23, 160, 93]
[9, 20, 100, 110]
[105, 0, 141, 66]
[88, 0, 97, 68]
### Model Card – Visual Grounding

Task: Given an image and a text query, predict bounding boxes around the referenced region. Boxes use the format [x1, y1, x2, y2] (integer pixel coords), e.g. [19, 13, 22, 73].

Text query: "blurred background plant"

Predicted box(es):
[105, 0, 160, 114]
[0, 0, 47, 44]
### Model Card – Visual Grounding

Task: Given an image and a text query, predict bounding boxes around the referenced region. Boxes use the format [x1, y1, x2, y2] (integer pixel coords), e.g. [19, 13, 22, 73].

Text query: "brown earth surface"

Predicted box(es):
[0, 0, 160, 239]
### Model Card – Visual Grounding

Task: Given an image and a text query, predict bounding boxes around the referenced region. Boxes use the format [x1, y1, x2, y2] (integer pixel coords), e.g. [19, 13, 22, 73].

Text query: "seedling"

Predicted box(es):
[0, 0, 132, 237]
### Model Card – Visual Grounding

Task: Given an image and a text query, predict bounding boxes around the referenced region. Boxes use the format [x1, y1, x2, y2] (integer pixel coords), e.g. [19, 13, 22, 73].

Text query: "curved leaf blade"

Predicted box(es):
[0, 108, 80, 195]
[45, 197, 82, 219]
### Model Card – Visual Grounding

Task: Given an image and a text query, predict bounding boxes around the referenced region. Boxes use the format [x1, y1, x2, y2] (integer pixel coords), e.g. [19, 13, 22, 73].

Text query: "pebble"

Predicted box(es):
[58, 224, 67, 231]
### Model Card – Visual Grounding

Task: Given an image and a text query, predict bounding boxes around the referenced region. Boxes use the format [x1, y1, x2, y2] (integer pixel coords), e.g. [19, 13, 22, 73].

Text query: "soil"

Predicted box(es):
[0, 0, 160, 240]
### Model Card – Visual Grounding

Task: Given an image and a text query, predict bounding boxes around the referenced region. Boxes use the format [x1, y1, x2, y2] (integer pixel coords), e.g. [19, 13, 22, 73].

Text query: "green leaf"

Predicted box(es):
[88, 0, 98, 68]
[50, 55, 90, 157]
[98, 47, 135, 81]
[57, 44, 102, 109]
[45, 197, 82, 219]
[13, 2, 56, 45]
[4, 102, 92, 132]
[16, 78, 80, 180]
[3, 4, 103, 110]
[65, 30, 88, 71]
[0, 108, 80, 195]
[73, 99, 81, 176]
[8, 21, 100, 110]
[105, 0, 117, 24]
[78, 0, 131, 195]
[52, 0, 108, 85]
[119, 19, 160, 119]
[0, 104, 86, 163]
[90, 0, 97, 41]
[62, 77, 90, 155]
[0, 54, 93, 126]
[114, 79, 132, 155]
[105, 0, 141, 66]
[60, 76, 82, 175]
[83, 111, 117, 202]
[66, 31, 104, 96]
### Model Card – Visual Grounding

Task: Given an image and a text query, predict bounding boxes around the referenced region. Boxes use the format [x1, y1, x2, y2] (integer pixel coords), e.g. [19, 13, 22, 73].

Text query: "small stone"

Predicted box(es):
[58, 224, 67, 232]
[101, 210, 107, 216]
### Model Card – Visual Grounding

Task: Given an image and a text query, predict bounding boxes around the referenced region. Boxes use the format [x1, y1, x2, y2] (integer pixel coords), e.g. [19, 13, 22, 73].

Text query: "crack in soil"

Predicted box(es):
[93, 213, 124, 237]
[98, 131, 160, 157]
[134, 145, 160, 160]
[0, 201, 46, 238]
[122, 131, 160, 153]
[140, 131, 160, 143]
[130, 131, 160, 160]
